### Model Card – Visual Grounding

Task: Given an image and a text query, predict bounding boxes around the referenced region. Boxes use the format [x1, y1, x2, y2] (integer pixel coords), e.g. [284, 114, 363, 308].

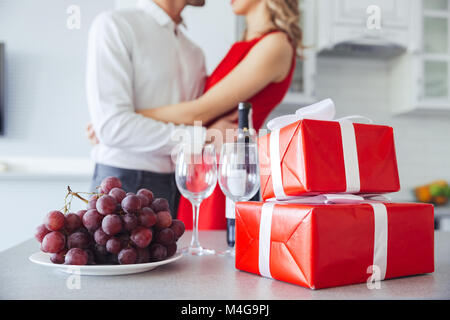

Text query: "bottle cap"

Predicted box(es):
[238, 102, 252, 110]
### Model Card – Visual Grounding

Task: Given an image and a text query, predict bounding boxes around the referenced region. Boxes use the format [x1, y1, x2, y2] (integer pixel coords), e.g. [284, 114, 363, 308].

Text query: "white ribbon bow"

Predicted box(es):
[258, 194, 389, 281]
[267, 98, 374, 199]
[267, 98, 373, 131]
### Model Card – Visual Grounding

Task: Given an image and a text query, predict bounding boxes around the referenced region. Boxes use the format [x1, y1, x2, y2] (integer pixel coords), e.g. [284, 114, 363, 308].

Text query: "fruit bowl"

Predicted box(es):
[29, 251, 183, 276]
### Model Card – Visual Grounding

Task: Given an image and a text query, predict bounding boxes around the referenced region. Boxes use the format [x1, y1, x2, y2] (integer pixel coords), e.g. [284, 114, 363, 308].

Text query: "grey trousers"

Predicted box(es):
[90, 163, 180, 218]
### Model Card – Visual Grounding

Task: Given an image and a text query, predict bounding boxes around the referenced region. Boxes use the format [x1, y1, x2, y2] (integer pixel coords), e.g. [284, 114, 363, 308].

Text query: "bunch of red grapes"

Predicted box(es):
[34, 176, 185, 265]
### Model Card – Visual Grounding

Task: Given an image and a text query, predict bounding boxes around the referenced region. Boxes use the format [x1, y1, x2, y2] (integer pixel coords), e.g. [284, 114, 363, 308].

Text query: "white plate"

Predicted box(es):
[29, 251, 183, 276]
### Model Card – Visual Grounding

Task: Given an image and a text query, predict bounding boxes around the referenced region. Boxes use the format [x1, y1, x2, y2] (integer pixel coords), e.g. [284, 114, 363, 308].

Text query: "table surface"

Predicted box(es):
[1, 231, 449, 300]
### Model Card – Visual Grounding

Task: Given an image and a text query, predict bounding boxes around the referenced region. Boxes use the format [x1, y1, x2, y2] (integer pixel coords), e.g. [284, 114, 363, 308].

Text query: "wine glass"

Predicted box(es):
[218, 142, 260, 256]
[175, 143, 217, 256]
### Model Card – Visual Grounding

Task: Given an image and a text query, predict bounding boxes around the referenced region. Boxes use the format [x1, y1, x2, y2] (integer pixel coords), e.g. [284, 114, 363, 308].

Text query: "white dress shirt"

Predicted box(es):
[86, 0, 207, 173]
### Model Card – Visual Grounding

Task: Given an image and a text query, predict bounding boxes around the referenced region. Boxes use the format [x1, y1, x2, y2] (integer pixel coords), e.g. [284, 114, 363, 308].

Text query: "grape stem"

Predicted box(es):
[67, 186, 89, 204]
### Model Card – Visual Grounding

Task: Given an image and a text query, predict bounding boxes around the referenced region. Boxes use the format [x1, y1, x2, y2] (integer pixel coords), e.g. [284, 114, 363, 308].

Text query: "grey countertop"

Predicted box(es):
[1, 231, 449, 300]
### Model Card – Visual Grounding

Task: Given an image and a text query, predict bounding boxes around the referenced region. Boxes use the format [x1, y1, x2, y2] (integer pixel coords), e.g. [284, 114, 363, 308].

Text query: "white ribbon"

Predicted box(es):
[267, 99, 373, 199]
[258, 202, 275, 279]
[367, 202, 388, 280]
[257, 194, 389, 281]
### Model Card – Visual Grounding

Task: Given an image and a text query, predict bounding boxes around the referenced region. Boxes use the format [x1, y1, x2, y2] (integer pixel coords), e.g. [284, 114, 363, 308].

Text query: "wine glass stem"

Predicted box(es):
[190, 202, 201, 249]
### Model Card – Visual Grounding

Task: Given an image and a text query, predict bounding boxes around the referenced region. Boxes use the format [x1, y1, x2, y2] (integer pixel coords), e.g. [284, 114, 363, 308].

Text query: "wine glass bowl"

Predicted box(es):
[218, 142, 260, 255]
[218, 143, 259, 203]
[175, 143, 217, 255]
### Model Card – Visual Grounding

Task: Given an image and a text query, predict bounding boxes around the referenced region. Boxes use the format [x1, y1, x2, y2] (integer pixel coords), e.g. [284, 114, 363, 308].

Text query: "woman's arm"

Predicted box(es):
[137, 32, 294, 125]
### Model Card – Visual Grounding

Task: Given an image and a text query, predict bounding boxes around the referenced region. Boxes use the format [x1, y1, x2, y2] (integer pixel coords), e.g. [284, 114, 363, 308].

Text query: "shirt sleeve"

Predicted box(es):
[86, 12, 205, 155]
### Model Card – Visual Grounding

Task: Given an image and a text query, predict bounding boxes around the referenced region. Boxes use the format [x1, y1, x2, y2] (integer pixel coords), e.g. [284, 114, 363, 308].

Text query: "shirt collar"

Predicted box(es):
[136, 0, 185, 29]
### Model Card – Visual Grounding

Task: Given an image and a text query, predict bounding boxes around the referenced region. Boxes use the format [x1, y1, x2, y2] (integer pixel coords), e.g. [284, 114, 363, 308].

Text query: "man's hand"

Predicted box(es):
[86, 123, 99, 145]
[206, 110, 239, 152]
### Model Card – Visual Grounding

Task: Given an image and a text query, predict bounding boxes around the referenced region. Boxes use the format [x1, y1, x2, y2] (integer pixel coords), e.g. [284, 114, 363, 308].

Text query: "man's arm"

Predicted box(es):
[86, 12, 205, 155]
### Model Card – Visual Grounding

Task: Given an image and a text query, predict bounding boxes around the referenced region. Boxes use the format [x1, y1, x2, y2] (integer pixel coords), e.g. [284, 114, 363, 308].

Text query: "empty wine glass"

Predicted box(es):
[218, 142, 260, 256]
[175, 143, 217, 256]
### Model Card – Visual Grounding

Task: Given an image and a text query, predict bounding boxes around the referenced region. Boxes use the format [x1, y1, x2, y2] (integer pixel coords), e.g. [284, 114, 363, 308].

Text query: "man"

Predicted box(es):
[86, 0, 236, 215]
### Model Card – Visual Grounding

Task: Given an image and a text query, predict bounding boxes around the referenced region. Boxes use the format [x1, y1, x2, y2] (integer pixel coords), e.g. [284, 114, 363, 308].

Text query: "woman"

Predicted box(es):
[89, 0, 302, 229]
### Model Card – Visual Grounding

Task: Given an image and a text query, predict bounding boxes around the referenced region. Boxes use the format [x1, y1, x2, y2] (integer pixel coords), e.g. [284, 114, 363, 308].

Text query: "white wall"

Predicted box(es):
[0, 0, 113, 158]
[0, 0, 113, 252]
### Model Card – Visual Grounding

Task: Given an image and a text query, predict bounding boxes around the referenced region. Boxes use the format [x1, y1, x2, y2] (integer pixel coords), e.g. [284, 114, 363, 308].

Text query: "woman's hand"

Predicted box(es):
[86, 123, 99, 145]
[206, 110, 239, 152]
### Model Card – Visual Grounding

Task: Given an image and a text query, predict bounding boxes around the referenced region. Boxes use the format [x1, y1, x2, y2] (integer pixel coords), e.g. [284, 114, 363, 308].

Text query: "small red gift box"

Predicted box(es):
[258, 118, 400, 200]
[235, 201, 434, 289]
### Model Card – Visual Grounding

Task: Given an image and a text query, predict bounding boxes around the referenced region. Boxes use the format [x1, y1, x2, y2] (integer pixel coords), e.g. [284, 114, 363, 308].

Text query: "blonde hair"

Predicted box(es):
[265, 0, 303, 55]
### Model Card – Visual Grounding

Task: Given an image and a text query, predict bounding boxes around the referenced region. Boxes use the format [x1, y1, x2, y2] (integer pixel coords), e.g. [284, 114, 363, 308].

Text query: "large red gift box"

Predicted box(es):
[235, 201, 434, 289]
[258, 119, 400, 200]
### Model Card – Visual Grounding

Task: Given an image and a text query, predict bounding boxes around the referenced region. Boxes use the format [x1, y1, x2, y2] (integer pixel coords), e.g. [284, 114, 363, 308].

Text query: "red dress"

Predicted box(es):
[177, 31, 296, 230]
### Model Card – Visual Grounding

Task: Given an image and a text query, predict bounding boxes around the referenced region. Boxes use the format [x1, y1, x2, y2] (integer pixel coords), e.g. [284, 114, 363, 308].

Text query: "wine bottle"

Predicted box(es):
[226, 102, 254, 248]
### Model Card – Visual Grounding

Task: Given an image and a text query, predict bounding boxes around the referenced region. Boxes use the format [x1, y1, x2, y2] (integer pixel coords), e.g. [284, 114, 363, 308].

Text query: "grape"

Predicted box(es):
[138, 207, 157, 227]
[64, 213, 82, 233]
[136, 248, 150, 264]
[137, 188, 154, 205]
[40, 242, 48, 253]
[94, 244, 108, 264]
[67, 231, 91, 249]
[85, 249, 95, 265]
[102, 214, 123, 236]
[109, 187, 126, 203]
[42, 231, 66, 253]
[156, 228, 175, 246]
[149, 244, 167, 262]
[155, 211, 172, 229]
[123, 213, 138, 231]
[100, 176, 122, 194]
[151, 198, 169, 213]
[106, 237, 122, 254]
[121, 195, 142, 214]
[137, 194, 150, 207]
[130, 227, 153, 248]
[108, 254, 119, 265]
[82, 209, 103, 232]
[126, 192, 135, 197]
[94, 243, 108, 256]
[96, 195, 117, 215]
[118, 248, 137, 265]
[35, 224, 50, 243]
[87, 195, 98, 210]
[75, 209, 87, 220]
[118, 234, 131, 248]
[166, 242, 177, 258]
[45, 210, 65, 231]
[65, 248, 88, 265]
[50, 249, 67, 264]
[170, 219, 185, 240]
[94, 228, 111, 245]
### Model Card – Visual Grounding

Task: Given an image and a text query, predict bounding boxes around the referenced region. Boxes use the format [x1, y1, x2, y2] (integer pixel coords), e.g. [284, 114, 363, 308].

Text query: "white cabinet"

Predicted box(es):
[390, 0, 450, 113]
[317, 0, 414, 50]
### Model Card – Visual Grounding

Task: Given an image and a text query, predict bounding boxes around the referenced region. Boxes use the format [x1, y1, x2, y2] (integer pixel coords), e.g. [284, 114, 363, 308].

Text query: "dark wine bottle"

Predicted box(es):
[226, 102, 254, 248]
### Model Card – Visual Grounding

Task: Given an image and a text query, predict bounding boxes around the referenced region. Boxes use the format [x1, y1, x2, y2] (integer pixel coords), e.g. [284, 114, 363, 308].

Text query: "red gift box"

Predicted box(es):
[235, 201, 434, 289]
[258, 118, 400, 200]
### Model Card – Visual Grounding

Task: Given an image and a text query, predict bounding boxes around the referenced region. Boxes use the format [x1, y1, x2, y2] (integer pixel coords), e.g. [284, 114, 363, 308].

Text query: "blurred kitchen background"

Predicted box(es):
[1, 0, 450, 252]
